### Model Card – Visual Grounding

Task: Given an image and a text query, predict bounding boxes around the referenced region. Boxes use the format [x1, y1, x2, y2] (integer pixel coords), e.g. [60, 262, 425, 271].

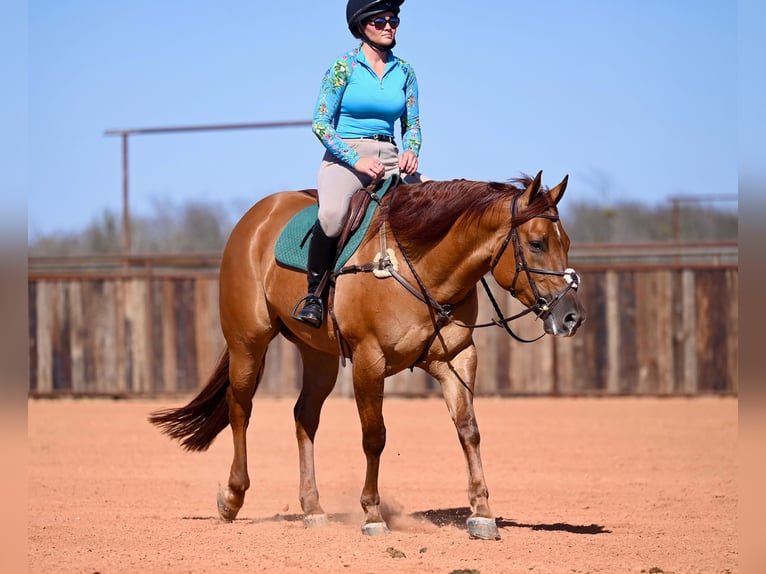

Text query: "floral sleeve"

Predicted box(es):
[311, 53, 361, 167]
[399, 60, 422, 156]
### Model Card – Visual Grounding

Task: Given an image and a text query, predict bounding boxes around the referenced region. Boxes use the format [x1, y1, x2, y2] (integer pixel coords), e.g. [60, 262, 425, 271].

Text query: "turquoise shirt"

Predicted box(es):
[312, 46, 422, 167]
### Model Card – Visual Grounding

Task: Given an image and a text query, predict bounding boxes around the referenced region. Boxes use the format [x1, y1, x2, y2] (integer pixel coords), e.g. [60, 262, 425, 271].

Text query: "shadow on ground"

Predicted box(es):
[412, 507, 612, 535]
[184, 506, 611, 535]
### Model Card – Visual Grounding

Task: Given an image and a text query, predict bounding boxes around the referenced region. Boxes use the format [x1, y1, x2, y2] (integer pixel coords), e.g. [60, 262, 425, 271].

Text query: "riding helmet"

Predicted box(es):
[346, 0, 404, 38]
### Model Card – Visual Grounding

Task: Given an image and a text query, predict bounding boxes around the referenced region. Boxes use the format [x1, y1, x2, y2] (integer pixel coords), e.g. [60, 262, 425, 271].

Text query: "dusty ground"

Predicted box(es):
[28, 396, 737, 573]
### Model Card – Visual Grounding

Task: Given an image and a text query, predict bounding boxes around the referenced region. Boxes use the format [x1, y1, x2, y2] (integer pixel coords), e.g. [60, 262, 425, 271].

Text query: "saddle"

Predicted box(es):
[274, 174, 400, 272]
[335, 176, 393, 258]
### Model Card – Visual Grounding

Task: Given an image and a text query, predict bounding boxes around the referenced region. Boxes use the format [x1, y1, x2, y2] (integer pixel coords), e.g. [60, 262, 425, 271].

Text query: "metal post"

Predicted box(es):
[105, 119, 313, 262]
[667, 193, 738, 244]
[121, 133, 130, 257]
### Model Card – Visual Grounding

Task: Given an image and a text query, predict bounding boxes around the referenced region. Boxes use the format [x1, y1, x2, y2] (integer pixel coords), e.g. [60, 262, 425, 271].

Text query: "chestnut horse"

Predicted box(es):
[150, 171, 584, 540]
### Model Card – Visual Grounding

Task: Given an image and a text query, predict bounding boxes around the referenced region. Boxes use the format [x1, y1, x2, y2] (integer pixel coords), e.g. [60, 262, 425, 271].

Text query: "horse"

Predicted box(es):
[149, 170, 585, 540]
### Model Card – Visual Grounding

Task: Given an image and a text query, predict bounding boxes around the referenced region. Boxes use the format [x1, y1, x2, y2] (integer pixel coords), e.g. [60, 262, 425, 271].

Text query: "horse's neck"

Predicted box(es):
[414, 214, 506, 304]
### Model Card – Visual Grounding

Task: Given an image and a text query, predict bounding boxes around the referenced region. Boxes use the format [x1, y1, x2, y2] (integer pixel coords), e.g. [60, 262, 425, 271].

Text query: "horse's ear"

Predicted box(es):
[524, 170, 543, 203]
[548, 174, 569, 205]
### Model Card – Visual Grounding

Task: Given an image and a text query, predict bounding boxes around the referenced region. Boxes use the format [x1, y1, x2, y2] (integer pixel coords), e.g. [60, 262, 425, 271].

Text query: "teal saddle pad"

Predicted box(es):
[274, 175, 398, 272]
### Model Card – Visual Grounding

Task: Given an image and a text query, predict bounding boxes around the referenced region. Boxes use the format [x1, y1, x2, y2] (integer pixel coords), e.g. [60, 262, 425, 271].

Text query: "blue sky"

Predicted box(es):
[22, 0, 738, 239]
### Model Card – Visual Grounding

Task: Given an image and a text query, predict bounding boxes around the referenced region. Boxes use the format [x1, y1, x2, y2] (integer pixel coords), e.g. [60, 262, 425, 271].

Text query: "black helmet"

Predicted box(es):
[346, 0, 404, 38]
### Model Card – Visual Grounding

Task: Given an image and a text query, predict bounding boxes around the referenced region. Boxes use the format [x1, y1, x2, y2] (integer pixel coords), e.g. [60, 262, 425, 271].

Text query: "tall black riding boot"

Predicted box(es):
[295, 221, 339, 328]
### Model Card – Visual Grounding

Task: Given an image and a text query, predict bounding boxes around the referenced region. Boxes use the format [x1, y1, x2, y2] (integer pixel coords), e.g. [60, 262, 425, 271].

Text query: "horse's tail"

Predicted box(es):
[148, 348, 231, 452]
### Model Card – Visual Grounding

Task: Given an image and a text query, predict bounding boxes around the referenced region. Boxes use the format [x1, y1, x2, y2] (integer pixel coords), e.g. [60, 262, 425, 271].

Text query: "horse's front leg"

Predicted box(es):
[351, 356, 389, 535]
[426, 343, 501, 540]
[293, 343, 339, 527]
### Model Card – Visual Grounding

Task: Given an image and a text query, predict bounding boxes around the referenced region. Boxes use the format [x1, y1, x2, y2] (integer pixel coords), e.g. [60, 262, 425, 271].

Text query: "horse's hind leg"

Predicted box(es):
[426, 344, 501, 540]
[292, 342, 339, 527]
[217, 344, 266, 521]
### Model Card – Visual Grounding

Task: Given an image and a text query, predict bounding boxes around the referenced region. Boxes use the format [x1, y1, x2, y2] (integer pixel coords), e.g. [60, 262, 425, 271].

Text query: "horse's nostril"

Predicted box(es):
[565, 312, 580, 328]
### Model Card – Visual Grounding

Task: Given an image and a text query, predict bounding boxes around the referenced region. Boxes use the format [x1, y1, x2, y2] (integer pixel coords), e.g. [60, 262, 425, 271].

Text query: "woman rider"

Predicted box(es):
[294, 0, 422, 327]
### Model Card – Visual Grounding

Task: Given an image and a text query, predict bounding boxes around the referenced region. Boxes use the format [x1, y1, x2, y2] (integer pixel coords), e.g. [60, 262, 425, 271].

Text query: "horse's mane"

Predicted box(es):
[369, 175, 553, 260]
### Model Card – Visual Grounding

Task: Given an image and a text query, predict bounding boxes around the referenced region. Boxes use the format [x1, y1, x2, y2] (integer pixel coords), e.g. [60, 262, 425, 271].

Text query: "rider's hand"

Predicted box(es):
[398, 150, 418, 176]
[355, 157, 386, 180]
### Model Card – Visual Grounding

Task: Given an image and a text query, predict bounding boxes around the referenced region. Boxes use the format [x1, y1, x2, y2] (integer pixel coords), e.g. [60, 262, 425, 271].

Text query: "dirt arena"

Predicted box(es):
[28, 396, 737, 573]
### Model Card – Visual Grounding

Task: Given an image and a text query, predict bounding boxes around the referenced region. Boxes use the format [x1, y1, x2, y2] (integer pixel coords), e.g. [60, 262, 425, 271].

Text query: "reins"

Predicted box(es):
[332, 179, 580, 362]
[473, 191, 581, 341]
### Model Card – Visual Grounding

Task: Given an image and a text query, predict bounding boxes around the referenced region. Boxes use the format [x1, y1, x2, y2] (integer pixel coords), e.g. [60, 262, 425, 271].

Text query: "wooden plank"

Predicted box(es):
[85, 281, 102, 392]
[82, 280, 102, 391]
[617, 272, 638, 393]
[28, 281, 39, 392]
[78, 281, 96, 391]
[114, 279, 127, 393]
[138, 277, 153, 393]
[635, 272, 664, 394]
[474, 283, 499, 395]
[34, 281, 53, 393]
[125, 279, 151, 393]
[725, 270, 738, 393]
[52, 281, 72, 391]
[695, 270, 730, 392]
[680, 270, 698, 393]
[531, 336, 554, 394]
[634, 272, 652, 393]
[553, 334, 580, 395]
[491, 288, 512, 394]
[174, 279, 199, 393]
[655, 271, 675, 394]
[94, 280, 119, 393]
[194, 278, 222, 389]
[161, 280, 178, 393]
[670, 271, 684, 393]
[68, 281, 85, 392]
[694, 271, 713, 392]
[149, 280, 164, 392]
[143, 277, 157, 394]
[505, 297, 530, 393]
[640, 271, 673, 394]
[604, 271, 620, 393]
[577, 271, 607, 393]
[123, 280, 136, 392]
[497, 293, 518, 393]
[636, 270, 675, 395]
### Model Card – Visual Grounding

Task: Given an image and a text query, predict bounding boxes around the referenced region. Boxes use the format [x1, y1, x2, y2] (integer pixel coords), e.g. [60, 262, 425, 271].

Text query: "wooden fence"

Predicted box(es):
[28, 243, 738, 397]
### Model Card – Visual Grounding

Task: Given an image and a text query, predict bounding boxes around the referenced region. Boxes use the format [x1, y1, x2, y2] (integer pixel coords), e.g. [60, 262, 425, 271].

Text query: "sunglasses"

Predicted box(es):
[367, 16, 400, 30]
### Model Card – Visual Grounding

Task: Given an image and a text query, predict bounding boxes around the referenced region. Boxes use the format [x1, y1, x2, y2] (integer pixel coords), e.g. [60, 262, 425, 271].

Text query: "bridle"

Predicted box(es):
[484, 192, 581, 340]
[382, 187, 581, 344]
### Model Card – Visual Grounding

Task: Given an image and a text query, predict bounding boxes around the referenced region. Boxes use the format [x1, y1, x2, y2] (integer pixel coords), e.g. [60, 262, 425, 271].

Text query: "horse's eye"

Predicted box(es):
[529, 239, 546, 253]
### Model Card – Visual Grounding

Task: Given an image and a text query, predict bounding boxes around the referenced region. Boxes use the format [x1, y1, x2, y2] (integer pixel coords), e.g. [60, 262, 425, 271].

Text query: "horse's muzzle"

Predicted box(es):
[541, 291, 585, 337]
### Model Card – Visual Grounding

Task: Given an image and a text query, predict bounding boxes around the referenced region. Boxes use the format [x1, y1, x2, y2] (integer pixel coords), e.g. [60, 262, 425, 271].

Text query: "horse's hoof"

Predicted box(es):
[361, 521, 390, 536]
[303, 513, 329, 528]
[216, 486, 240, 522]
[467, 517, 501, 540]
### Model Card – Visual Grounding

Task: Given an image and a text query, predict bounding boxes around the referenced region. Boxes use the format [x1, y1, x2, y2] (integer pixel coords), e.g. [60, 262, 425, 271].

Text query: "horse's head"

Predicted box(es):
[489, 171, 585, 336]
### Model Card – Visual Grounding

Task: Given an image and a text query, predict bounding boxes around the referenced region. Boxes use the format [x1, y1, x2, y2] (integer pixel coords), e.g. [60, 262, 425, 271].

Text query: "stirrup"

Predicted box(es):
[291, 295, 324, 328]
